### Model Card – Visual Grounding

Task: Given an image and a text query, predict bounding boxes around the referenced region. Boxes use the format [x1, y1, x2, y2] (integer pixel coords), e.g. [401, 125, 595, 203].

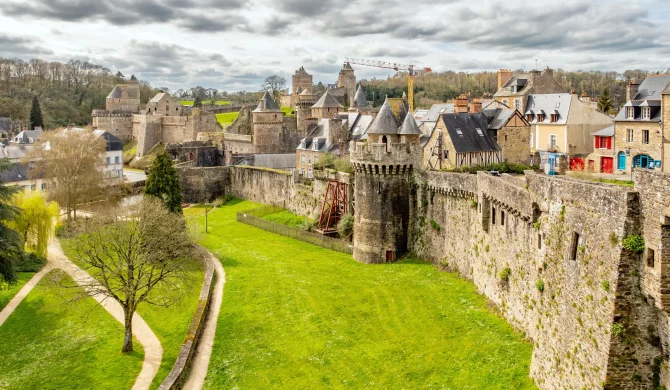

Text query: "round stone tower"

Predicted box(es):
[337, 62, 356, 107]
[350, 98, 423, 264]
[252, 91, 284, 153]
[296, 88, 315, 134]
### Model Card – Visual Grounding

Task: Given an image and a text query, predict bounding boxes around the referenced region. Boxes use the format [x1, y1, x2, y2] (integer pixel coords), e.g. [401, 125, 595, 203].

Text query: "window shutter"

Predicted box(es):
[607, 137, 612, 149]
[594, 136, 599, 148]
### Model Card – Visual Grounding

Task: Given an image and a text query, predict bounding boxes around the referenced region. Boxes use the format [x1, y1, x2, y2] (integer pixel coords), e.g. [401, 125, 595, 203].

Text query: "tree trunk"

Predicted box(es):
[122, 308, 133, 353]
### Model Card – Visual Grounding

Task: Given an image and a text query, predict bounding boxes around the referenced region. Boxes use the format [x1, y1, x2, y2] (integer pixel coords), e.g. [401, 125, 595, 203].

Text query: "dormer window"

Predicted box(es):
[642, 107, 650, 119]
[526, 114, 533, 122]
[537, 114, 545, 122]
[550, 114, 558, 123]
[475, 128, 484, 136]
[626, 107, 634, 119]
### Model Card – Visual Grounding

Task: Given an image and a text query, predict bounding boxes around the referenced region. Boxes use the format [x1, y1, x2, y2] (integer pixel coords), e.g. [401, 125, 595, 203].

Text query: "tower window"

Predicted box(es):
[570, 232, 580, 261]
[647, 248, 655, 267]
[501, 211, 505, 226]
[492, 207, 496, 225]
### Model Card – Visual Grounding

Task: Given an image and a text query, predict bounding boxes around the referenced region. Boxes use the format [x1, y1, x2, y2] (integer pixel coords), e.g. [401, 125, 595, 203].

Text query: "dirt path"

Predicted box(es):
[182, 250, 226, 390]
[47, 240, 163, 390]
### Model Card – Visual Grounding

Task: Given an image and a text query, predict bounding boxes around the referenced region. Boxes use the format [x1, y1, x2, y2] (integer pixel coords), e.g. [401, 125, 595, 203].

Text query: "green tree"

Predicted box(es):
[0, 159, 22, 284]
[144, 151, 183, 213]
[598, 87, 614, 114]
[130, 74, 137, 81]
[193, 95, 203, 108]
[8, 191, 59, 257]
[30, 96, 44, 130]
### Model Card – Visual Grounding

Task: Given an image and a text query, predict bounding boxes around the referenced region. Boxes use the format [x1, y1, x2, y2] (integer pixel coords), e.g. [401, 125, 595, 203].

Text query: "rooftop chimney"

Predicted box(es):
[469, 98, 482, 113]
[497, 69, 513, 90]
[455, 94, 469, 113]
[626, 80, 640, 102]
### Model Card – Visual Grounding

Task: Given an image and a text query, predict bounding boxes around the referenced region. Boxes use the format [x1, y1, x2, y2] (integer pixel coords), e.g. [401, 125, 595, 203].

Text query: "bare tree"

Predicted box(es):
[67, 197, 196, 352]
[31, 128, 106, 220]
[263, 75, 287, 102]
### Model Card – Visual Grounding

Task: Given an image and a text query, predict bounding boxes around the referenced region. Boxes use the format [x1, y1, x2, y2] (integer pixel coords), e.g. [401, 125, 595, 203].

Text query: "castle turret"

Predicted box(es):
[351, 85, 371, 111]
[291, 66, 313, 108]
[296, 88, 316, 134]
[350, 99, 422, 264]
[311, 90, 344, 119]
[337, 62, 356, 107]
[252, 91, 284, 153]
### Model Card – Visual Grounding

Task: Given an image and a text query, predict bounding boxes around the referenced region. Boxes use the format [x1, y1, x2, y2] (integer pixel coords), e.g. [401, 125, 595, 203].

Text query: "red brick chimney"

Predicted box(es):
[469, 98, 482, 113]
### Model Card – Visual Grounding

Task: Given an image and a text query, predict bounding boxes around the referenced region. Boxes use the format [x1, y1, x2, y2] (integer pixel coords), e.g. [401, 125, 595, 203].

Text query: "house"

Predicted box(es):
[612, 75, 670, 173]
[423, 113, 503, 170]
[483, 108, 531, 164]
[494, 68, 566, 114]
[10, 130, 43, 145]
[0, 163, 48, 192]
[94, 130, 124, 180]
[525, 93, 613, 170]
[415, 103, 454, 134]
[146, 92, 182, 116]
[584, 125, 616, 173]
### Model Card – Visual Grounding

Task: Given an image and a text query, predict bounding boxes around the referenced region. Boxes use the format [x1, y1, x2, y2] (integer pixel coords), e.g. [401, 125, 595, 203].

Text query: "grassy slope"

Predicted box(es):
[260, 210, 313, 228]
[0, 270, 144, 389]
[61, 239, 205, 389]
[185, 200, 536, 390]
[180, 100, 232, 106]
[123, 140, 138, 165]
[281, 106, 295, 117]
[0, 272, 34, 310]
[215, 112, 239, 127]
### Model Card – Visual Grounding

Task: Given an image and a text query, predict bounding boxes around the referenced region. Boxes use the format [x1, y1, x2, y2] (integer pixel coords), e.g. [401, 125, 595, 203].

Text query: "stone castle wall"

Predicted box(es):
[177, 164, 670, 389]
[92, 110, 134, 141]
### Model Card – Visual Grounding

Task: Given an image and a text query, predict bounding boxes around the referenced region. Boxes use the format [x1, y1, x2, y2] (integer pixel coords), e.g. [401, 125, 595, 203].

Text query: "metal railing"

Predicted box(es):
[237, 206, 353, 254]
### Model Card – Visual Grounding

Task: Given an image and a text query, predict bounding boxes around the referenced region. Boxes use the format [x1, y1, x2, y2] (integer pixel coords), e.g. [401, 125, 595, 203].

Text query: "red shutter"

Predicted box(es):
[606, 137, 612, 149]
[594, 136, 600, 149]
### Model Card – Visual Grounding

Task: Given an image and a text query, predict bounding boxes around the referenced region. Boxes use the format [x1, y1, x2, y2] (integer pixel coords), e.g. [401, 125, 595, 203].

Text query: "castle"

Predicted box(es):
[92, 82, 219, 157]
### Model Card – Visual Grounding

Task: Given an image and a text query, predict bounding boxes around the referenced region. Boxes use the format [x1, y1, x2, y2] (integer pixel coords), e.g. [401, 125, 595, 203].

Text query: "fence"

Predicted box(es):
[237, 206, 353, 255]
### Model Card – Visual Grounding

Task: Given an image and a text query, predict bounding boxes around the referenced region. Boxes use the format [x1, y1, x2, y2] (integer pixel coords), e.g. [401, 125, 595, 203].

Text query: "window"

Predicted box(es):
[115, 156, 120, 164]
[549, 134, 557, 148]
[492, 207, 496, 225]
[301, 154, 305, 163]
[501, 211, 505, 226]
[643, 130, 650, 144]
[555, 102, 560, 108]
[41, 183, 46, 190]
[550, 114, 558, 123]
[514, 99, 520, 110]
[627, 129, 634, 143]
[301, 168, 305, 176]
[647, 248, 655, 267]
[570, 232, 580, 261]
[502, 99, 508, 106]
[308, 156, 311, 164]
[537, 233, 542, 250]
[537, 114, 545, 122]
[443, 150, 449, 159]
[106, 157, 110, 165]
[475, 128, 484, 136]
[529, 133, 534, 147]
[596, 136, 611, 149]
[176, 107, 179, 111]
[626, 106, 634, 119]
[642, 107, 650, 119]
[456, 128, 463, 136]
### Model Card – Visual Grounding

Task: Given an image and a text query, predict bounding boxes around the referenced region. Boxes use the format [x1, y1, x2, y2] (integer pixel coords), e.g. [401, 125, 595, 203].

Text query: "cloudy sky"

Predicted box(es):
[1, 0, 669, 92]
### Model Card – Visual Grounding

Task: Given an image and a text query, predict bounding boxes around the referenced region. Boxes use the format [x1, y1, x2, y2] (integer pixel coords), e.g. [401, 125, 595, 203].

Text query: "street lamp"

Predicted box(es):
[205, 201, 211, 234]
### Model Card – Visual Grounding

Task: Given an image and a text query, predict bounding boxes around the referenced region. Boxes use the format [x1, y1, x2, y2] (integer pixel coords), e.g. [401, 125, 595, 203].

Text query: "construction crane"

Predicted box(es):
[345, 57, 432, 113]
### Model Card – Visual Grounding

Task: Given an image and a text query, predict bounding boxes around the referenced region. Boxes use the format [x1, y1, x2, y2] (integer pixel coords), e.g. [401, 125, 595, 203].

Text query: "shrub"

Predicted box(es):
[622, 235, 645, 254]
[15, 252, 47, 272]
[430, 219, 441, 231]
[213, 194, 234, 207]
[314, 152, 354, 173]
[533, 221, 541, 230]
[441, 161, 534, 175]
[536, 279, 545, 293]
[55, 222, 66, 238]
[601, 280, 610, 292]
[611, 323, 625, 338]
[499, 267, 511, 282]
[337, 214, 354, 238]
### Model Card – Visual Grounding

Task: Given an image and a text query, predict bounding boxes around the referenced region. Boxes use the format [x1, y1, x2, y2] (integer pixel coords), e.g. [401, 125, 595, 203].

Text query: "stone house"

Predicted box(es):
[105, 82, 140, 112]
[612, 75, 670, 173]
[583, 125, 615, 173]
[526, 93, 613, 170]
[424, 112, 503, 169]
[10, 130, 43, 145]
[493, 67, 566, 114]
[483, 108, 531, 164]
[146, 92, 183, 116]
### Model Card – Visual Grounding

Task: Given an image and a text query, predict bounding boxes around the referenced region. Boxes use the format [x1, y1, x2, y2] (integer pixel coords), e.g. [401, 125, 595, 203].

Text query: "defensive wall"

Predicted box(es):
[177, 164, 670, 389]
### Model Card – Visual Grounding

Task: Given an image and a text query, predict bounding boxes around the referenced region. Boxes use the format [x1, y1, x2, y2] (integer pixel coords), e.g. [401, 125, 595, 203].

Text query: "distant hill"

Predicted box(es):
[0, 58, 159, 129]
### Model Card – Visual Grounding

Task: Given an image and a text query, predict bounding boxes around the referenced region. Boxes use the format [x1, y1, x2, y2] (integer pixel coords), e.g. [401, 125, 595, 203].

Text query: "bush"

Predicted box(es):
[213, 194, 234, 207]
[337, 214, 354, 238]
[536, 279, 545, 293]
[314, 152, 354, 173]
[611, 323, 625, 338]
[442, 161, 534, 175]
[15, 252, 47, 272]
[499, 267, 511, 282]
[430, 219, 441, 231]
[622, 235, 645, 254]
[55, 222, 66, 238]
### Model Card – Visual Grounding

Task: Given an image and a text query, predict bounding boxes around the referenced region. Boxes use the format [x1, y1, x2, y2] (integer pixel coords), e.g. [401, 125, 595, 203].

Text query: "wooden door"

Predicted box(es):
[601, 157, 613, 174]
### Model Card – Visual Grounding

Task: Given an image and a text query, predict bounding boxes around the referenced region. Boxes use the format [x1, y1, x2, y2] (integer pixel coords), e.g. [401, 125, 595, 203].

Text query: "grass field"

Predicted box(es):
[0, 272, 35, 311]
[260, 209, 313, 228]
[61, 240, 205, 389]
[281, 106, 294, 116]
[180, 100, 232, 106]
[0, 270, 144, 389]
[185, 200, 536, 389]
[215, 112, 239, 127]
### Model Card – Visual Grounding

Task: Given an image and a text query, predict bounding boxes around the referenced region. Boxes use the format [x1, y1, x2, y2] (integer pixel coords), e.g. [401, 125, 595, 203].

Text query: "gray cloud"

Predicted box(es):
[0, 34, 53, 57]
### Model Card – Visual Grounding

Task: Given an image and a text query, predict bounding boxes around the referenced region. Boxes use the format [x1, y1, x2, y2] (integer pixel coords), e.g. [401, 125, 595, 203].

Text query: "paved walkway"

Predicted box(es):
[183, 250, 226, 390]
[0, 240, 163, 390]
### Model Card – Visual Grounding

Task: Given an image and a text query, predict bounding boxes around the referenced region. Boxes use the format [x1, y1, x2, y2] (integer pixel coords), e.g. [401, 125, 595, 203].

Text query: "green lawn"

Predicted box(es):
[0, 272, 35, 311]
[0, 270, 144, 389]
[180, 100, 232, 106]
[260, 209, 313, 228]
[281, 106, 295, 117]
[215, 112, 239, 127]
[60, 240, 205, 389]
[185, 200, 536, 389]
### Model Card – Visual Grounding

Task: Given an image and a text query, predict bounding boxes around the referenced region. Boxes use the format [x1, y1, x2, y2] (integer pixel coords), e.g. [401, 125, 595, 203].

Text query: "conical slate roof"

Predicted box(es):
[398, 110, 422, 135]
[300, 88, 313, 96]
[396, 100, 408, 124]
[367, 99, 398, 134]
[312, 90, 343, 109]
[352, 85, 370, 109]
[253, 91, 280, 112]
[107, 85, 122, 99]
[342, 62, 354, 71]
[296, 86, 303, 95]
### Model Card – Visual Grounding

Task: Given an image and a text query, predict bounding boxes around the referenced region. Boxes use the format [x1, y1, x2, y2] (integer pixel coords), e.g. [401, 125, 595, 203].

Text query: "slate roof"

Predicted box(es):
[0, 118, 11, 134]
[254, 91, 281, 112]
[440, 113, 501, 153]
[342, 62, 354, 71]
[482, 108, 517, 130]
[12, 130, 43, 144]
[398, 111, 422, 135]
[298, 119, 343, 154]
[92, 130, 123, 152]
[632, 75, 670, 101]
[419, 104, 454, 124]
[296, 86, 303, 95]
[149, 93, 168, 103]
[296, 66, 310, 75]
[107, 84, 140, 99]
[312, 90, 344, 109]
[367, 99, 399, 134]
[525, 94, 573, 124]
[253, 153, 296, 169]
[107, 85, 123, 99]
[299, 88, 313, 96]
[592, 125, 614, 137]
[0, 145, 31, 160]
[0, 163, 29, 183]
[352, 85, 370, 109]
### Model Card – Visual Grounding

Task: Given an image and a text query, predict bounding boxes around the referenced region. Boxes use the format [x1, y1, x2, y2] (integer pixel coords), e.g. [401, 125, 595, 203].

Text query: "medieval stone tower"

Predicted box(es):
[296, 88, 315, 134]
[311, 90, 344, 119]
[291, 66, 313, 107]
[337, 62, 356, 107]
[105, 81, 140, 111]
[350, 98, 423, 264]
[252, 91, 284, 153]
